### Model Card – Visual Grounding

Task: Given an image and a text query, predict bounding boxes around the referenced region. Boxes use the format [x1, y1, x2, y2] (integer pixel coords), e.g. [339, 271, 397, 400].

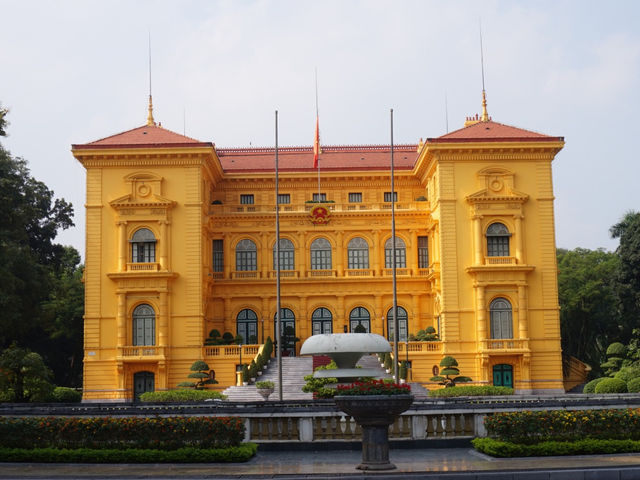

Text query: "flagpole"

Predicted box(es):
[315, 69, 321, 198]
[390, 108, 399, 382]
[275, 110, 283, 401]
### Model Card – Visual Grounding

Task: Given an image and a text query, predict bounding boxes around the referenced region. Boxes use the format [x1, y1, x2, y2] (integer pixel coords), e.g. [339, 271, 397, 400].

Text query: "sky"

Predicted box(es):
[1, 0, 639, 257]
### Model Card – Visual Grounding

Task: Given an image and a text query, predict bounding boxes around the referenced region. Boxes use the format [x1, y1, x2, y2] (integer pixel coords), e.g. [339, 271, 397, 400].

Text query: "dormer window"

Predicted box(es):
[131, 228, 156, 263]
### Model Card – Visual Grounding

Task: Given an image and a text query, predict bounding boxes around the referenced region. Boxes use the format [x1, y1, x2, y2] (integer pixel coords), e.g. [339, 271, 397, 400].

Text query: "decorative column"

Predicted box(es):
[476, 286, 486, 344]
[409, 230, 419, 275]
[514, 214, 524, 264]
[224, 235, 232, 280]
[159, 220, 168, 270]
[473, 215, 483, 266]
[117, 292, 126, 347]
[298, 232, 307, 278]
[224, 296, 232, 333]
[158, 291, 168, 347]
[260, 232, 269, 279]
[117, 221, 127, 272]
[337, 295, 346, 332]
[336, 231, 344, 276]
[518, 285, 529, 340]
[299, 295, 308, 340]
[372, 230, 381, 276]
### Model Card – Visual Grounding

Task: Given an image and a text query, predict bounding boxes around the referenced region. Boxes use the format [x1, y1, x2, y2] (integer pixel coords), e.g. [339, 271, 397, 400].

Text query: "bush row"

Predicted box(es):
[428, 386, 513, 397]
[0, 416, 244, 450]
[583, 375, 640, 394]
[0, 444, 257, 463]
[139, 389, 226, 402]
[472, 437, 640, 457]
[484, 409, 640, 444]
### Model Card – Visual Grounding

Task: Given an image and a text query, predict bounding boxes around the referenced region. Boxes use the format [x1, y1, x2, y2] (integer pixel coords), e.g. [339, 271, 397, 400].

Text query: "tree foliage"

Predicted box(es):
[0, 344, 54, 402]
[557, 247, 619, 373]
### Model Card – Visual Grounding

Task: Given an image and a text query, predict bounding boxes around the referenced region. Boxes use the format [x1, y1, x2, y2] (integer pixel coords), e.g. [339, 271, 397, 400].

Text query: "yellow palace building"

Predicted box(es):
[73, 98, 570, 401]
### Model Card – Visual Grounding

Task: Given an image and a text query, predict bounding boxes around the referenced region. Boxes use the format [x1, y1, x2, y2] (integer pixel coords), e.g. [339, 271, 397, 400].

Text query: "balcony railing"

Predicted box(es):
[397, 341, 442, 353]
[382, 268, 410, 277]
[482, 339, 528, 351]
[118, 346, 164, 358]
[345, 268, 374, 277]
[213, 267, 434, 281]
[308, 269, 336, 278]
[210, 201, 430, 216]
[203, 344, 261, 358]
[268, 270, 300, 278]
[484, 256, 516, 265]
[231, 271, 259, 279]
[126, 262, 160, 272]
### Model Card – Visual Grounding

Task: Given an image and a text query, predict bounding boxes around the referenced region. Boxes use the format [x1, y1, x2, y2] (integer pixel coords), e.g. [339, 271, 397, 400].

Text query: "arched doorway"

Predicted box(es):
[133, 371, 154, 401]
[312, 307, 333, 335]
[493, 364, 513, 388]
[236, 309, 258, 344]
[274, 308, 296, 356]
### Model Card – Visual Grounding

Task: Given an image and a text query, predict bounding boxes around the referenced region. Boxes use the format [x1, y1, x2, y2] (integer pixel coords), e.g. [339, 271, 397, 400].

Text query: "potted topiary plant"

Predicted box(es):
[255, 380, 275, 400]
[241, 364, 250, 386]
[430, 355, 472, 388]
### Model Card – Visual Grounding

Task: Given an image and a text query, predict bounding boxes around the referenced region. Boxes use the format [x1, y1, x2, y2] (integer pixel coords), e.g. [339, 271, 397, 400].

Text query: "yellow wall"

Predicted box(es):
[74, 125, 565, 401]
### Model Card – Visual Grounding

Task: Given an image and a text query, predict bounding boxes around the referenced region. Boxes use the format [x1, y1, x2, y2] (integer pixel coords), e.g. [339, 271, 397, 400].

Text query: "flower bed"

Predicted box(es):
[336, 379, 411, 396]
[428, 386, 513, 397]
[0, 416, 244, 450]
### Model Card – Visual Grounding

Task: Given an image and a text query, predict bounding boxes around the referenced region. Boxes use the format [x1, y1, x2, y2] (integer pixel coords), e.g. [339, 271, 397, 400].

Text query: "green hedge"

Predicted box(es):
[139, 389, 226, 402]
[428, 386, 514, 397]
[0, 444, 257, 463]
[583, 377, 605, 393]
[595, 377, 628, 393]
[628, 377, 640, 393]
[0, 416, 243, 450]
[472, 437, 640, 457]
[484, 409, 640, 444]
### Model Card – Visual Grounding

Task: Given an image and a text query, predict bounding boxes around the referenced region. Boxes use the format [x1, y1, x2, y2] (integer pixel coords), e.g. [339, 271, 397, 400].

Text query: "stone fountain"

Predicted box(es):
[300, 333, 414, 471]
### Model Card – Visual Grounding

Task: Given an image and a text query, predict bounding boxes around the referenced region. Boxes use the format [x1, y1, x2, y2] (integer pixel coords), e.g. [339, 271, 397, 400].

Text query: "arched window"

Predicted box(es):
[273, 238, 295, 270]
[349, 307, 370, 333]
[274, 308, 296, 355]
[384, 237, 406, 268]
[236, 239, 257, 271]
[131, 228, 156, 263]
[490, 298, 513, 339]
[312, 307, 333, 335]
[347, 237, 369, 269]
[310, 238, 332, 270]
[132, 304, 155, 346]
[387, 306, 408, 341]
[486, 223, 511, 257]
[236, 309, 258, 344]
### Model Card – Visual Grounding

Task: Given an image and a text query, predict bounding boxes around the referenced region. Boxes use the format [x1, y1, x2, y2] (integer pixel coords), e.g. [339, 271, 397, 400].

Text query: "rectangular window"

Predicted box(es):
[240, 194, 254, 205]
[212, 239, 224, 272]
[418, 236, 429, 268]
[132, 242, 155, 263]
[349, 192, 362, 203]
[273, 249, 295, 270]
[348, 248, 369, 269]
[385, 248, 406, 269]
[488, 237, 510, 257]
[236, 251, 257, 271]
[384, 192, 398, 202]
[277, 194, 290, 204]
[312, 193, 327, 202]
[311, 249, 332, 270]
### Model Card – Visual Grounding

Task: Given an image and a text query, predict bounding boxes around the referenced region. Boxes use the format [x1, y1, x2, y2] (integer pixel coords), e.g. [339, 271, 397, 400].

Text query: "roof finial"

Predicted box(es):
[146, 32, 156, 126]
[479, 19, 489, 122]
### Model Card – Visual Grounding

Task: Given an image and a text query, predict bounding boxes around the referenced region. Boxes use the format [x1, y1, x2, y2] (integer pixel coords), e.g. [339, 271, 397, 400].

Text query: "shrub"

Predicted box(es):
[140, 389, 226, 402]
[336, 379, 411, 396]
[595, 377, 628, 394]
[484, 409, 640, 444]
[0, 444, 258, 463]
[472, 437, 640, 458]
[583, 377, 606, 393]
[607, 342, 628, 357]
[627, 377, 640, 393]
[428, 386, 513, 397]
[49, 387, 82, 403]
[222, 332, 234, 344]
[255, 380, 274, 389]
[0, 416, 244, 450]
[302, 361, 338, 398]
[614, 366, 640, 383]
[430, 355, 472, 387]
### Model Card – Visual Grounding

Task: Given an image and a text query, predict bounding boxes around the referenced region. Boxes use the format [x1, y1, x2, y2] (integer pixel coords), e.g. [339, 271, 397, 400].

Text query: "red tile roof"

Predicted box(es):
[216, 145, 417, 173]
[72, 124, 212, 149]
[429, 120, 563, 143]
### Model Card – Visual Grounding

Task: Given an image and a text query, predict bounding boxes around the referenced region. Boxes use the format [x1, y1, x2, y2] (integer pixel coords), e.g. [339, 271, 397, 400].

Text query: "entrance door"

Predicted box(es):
[492, 364, 513, 388]
[133, 371, 154, 401]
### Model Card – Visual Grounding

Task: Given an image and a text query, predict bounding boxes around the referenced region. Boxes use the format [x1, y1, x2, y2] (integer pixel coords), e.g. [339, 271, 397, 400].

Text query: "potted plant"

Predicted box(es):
[241, 364, 250, 386]
[334, 379, 413, 470]
[399, 361, 408, 384]
[255, 380, 275, 400]
[384, 353, 393, 373]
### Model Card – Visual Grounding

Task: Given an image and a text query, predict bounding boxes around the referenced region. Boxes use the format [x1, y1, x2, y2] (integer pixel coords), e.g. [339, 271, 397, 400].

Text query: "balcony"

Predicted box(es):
[307, 269, 336, 278]
[126, 262, 161, 272]
[209, 201, 430, 216]
[484, 256, 516, 265]
[482, 338, 528, 351]
[203, 344, 261, 359]
[382, 268, 410, 277]
[345, 268, 374, 277]
[397, 341, 442, 353]
[118, 345, 165, 359]
[268, 270, 300, 278]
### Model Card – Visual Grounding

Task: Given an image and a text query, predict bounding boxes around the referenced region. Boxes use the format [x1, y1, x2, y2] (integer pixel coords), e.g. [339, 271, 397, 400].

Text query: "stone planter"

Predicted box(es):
[334, 394, 413, 470]
[256, 387, 274, 401]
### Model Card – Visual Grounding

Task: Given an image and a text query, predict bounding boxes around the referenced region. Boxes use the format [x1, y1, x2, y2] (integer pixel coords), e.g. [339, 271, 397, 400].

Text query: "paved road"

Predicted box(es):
[2, 447, 640, 479]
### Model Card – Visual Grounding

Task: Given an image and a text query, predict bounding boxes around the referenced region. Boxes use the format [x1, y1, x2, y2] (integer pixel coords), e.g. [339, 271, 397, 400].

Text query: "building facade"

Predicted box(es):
[73, 106, 566, 401]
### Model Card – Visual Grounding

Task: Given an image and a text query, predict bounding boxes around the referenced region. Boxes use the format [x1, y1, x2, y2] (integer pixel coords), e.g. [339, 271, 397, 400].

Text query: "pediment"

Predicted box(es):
[110, 193, 176, 209]
[466, 188, 529, 204]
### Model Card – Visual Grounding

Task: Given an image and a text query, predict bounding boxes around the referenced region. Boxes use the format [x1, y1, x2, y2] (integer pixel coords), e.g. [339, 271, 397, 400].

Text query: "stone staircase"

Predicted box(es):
[222, 354, 429, 401]
[222, 356, 314, 401]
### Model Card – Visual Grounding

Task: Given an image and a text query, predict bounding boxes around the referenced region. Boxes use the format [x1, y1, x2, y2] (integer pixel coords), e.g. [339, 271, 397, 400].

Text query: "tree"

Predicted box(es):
[610, 211, 640, 344]
[430, 356, 471, 387]
[177, 360, 217, 390]
[557, 247, 619, 373]
[0, 344, 54, 402]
